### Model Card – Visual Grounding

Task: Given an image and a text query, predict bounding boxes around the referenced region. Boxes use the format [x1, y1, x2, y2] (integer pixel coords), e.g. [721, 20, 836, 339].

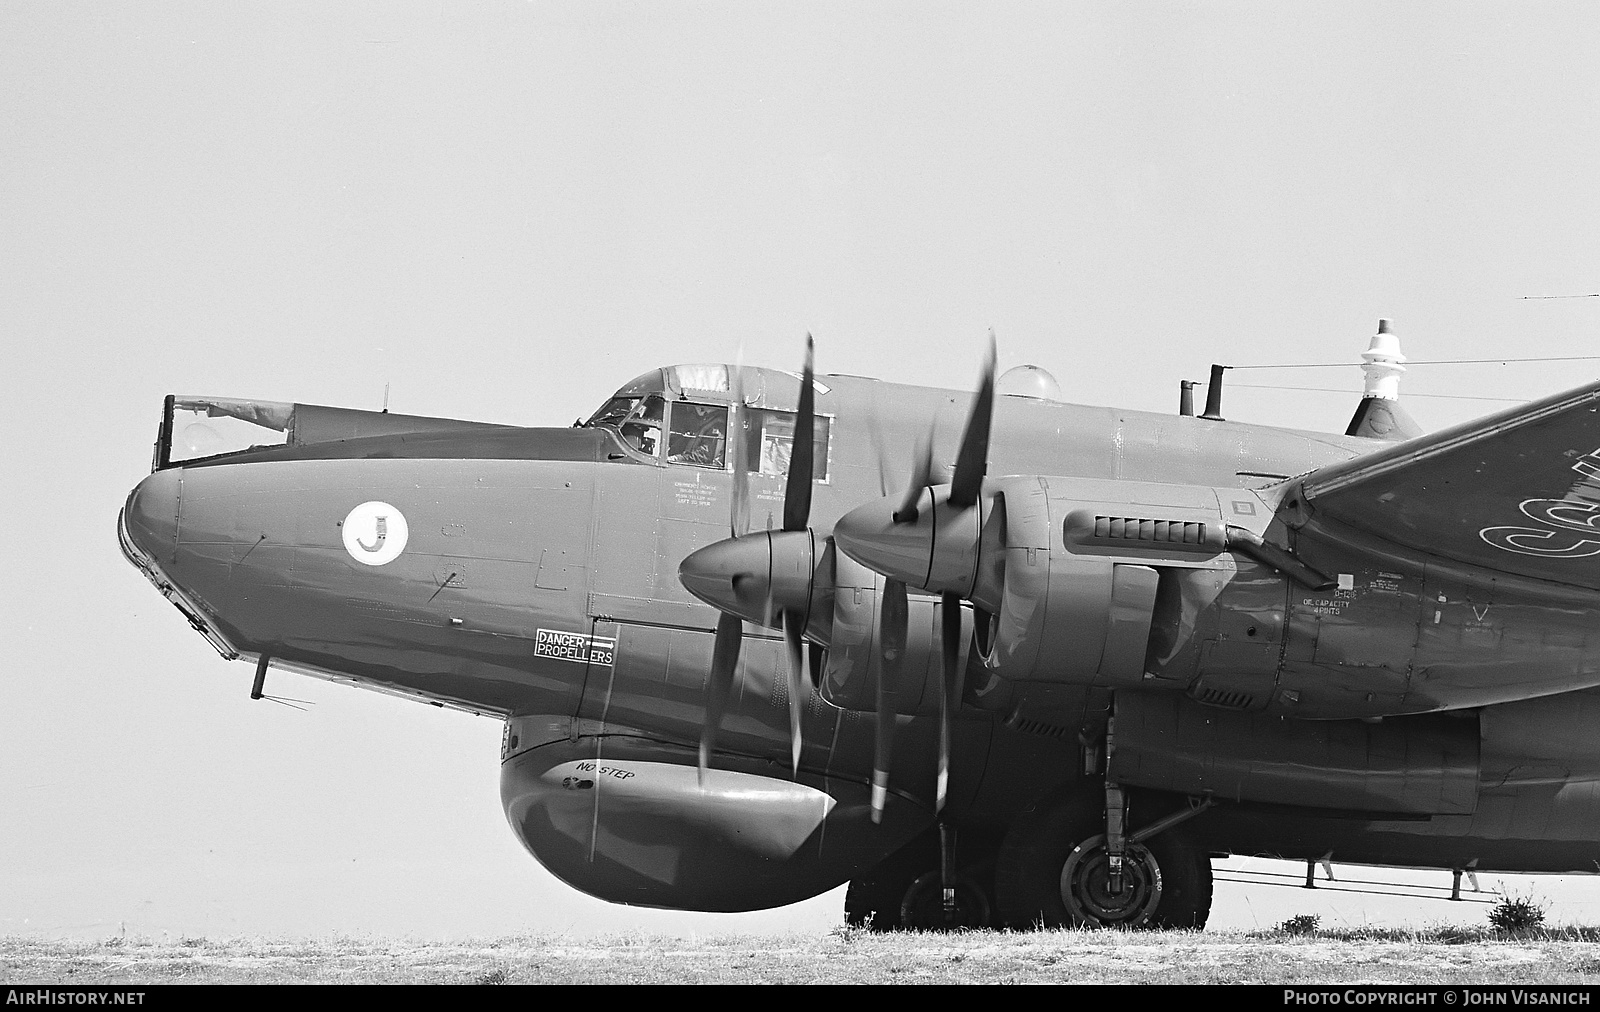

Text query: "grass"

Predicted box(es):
[6, 926, 1600, 984]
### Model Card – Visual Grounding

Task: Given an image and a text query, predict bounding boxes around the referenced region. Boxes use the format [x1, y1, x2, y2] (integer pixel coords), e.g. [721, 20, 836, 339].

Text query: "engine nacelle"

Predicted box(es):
[978, 476, 1237, 689]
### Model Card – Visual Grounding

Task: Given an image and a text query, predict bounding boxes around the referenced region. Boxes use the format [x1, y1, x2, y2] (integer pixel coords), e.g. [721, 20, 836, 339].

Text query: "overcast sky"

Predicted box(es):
[7, 2, 1600, 939]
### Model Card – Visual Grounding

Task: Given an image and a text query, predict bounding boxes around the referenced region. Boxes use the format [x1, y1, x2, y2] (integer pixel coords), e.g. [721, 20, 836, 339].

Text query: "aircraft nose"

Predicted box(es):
[122, 468, 181, 561]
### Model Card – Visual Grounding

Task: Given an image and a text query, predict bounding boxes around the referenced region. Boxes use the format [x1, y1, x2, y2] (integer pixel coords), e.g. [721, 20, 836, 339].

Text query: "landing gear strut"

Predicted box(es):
[1103, 780, 1128, 894]
[897, 820, 992, 929]
[1054, 778, 1167, 925]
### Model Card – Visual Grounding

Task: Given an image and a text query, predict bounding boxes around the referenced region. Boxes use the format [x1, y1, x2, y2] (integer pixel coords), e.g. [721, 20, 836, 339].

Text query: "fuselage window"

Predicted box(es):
[667, 402, 728, 468]
[743, 409, 830, 481]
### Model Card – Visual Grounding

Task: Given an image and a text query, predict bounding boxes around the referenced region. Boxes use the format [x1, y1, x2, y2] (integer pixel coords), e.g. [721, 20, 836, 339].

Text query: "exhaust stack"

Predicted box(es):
[1179, 380, 1196, 416]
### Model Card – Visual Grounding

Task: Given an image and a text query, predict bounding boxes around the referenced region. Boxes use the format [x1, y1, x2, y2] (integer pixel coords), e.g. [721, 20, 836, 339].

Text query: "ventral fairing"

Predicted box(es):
[121, 321, 1600, 929]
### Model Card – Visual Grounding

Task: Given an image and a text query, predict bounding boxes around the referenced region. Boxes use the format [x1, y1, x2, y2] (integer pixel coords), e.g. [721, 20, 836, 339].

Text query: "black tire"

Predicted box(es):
[844, 833, 939, 931]
[899, 872, 992, 929]
[845, 826, 1000, 931]
[994, 783, 1212, 930]
[993, 780, 1099, 929]
[1142, 823, 1212, 930]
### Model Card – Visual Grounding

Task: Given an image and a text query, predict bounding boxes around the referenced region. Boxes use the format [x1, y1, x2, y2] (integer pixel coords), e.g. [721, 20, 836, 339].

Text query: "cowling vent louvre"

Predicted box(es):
[1092, 515, 1209, 546]
[1192, 686, 1256, 710]
[1062, 507, 1225, 556]
[1006, 715, 1072, 740]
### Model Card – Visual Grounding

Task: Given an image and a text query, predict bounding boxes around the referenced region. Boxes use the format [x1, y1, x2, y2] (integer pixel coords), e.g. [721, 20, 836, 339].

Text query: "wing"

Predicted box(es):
[1299, 379, 1600, 590]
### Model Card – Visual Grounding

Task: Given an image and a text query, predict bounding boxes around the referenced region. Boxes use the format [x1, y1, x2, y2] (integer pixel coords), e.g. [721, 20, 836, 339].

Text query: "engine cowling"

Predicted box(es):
[682, 474, 1298, 717]
[979, 476, 1233, 688]
[833, 476, 1279, 704]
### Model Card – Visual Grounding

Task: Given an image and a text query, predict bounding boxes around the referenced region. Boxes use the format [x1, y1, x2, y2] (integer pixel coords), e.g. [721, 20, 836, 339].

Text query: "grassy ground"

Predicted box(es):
[6, 926, 1600, 984]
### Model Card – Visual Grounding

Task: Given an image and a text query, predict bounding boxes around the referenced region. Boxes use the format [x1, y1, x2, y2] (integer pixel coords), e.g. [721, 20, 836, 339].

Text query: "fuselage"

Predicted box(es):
[119, 368, 1600, 910]
[119, 373, 1376, 728]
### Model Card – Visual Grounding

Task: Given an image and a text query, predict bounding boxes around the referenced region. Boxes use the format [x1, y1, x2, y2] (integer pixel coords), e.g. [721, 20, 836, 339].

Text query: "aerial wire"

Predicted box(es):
[1229, 383, 1527, 403]
[1227, 355, 1600, 370]
[260, 695, 312, 711]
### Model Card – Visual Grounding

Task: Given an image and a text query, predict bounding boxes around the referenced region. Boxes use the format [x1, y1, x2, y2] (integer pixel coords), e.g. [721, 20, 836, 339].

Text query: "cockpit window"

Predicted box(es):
[584, 386, 829, 478]
[743, 408, 830, 481]
[667, 402, 728, 468]
[586, 395, 665, 457]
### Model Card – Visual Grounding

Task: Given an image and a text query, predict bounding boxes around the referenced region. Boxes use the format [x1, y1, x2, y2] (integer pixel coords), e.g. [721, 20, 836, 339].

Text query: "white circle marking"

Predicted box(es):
[342, 501, 409, 565]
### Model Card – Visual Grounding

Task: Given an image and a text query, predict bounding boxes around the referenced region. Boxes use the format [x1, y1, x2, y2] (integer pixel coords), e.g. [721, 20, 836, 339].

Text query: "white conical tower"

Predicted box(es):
[1360, 319, 1407, 400]
[1346, 319, 1422, 440]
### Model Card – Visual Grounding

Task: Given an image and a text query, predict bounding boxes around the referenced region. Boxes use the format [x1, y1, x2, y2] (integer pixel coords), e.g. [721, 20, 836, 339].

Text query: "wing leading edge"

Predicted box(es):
[1297, 379, 1600, 590]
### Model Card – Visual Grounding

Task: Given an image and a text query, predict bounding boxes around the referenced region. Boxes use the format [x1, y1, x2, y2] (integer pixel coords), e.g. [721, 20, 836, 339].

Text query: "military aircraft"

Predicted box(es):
[119, 322, 1600, 930]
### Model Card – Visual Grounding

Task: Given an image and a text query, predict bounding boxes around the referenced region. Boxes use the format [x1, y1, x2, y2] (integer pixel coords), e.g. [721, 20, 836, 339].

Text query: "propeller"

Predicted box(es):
[689, 337, 819, 784]
[937, 590, 961, 814]
[932, 335, 992, 812]
[698, 611, 743, 784]
[948, 335, 996, 511]
[893, 438, 934, 523]
[845, 334, 998, 823]
[779, 336, 817, 777]
[871, 576, 906, 823]
[687, 332, 998, 826]
[696, 359, 753, 786]
[783, 336, 816, 533]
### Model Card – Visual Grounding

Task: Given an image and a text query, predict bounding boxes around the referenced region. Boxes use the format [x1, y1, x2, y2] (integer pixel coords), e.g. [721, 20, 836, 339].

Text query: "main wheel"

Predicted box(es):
[844, 832, 937, 931]
[994, 784, 1213, 930]
[1058, 834, 1162, 927]
[898, 872, 992, 929]
[845, 826, 1000, 931]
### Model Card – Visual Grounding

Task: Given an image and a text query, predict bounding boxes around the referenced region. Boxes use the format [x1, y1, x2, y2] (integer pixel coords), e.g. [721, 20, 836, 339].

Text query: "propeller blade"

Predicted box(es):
[730, 350, 750, 539]
[783, 612, 806, 779]
[893, 437, 934, 524]
[698, 612, 744, 785]
[871, 576, 908, 824]
[949, 333, 997, 510]
[937, 590, 962, 814]
[782, 335, 816, 533]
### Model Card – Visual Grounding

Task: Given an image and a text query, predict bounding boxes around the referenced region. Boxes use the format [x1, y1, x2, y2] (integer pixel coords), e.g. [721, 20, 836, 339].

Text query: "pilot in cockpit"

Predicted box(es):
[667, 402, 727, 467]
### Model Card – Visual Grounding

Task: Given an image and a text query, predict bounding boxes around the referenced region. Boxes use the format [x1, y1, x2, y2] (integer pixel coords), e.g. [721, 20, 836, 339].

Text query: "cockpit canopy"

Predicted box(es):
[151, 395, 502, 471]
[582, 364, 832, 479]
[151, 363, 833, 478]
[161, 396, 293, 467]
